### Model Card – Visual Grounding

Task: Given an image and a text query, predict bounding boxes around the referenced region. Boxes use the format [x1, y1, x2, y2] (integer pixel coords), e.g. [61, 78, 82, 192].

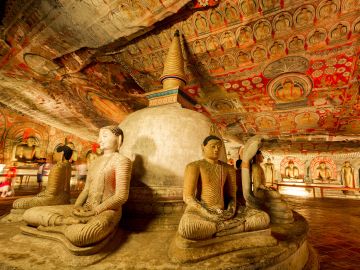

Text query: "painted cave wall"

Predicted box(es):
[0, 105, 95, 165]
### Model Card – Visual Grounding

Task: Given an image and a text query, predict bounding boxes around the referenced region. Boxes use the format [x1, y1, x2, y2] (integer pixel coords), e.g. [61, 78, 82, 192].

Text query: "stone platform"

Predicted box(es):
[0, 211, 318, 269]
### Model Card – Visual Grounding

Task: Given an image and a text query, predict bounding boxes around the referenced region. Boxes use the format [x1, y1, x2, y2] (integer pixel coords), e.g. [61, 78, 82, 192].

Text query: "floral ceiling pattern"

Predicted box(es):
[0, 0, 359, 142]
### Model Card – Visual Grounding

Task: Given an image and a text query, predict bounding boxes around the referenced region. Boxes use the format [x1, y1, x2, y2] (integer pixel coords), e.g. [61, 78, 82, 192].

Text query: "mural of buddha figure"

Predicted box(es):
[276, 79, 303, 102]
[319, 1, 337, 19]
[22, 126, 132, 248]
[331, 23, 348, 40]
[285, 160, 299, 179]
[296, 8, 313, 26]
[255, 21, 271, 40]
[275, 14, 291, 32]
[309, 30, 326, 45]
[14, 136, 42, 163]
[316, 162, 331, 181]
[224, 2, 239, 23]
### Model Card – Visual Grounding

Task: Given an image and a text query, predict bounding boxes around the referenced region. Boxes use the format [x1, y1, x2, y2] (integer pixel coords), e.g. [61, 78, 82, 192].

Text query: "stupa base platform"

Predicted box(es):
[0, 212, 318, 269]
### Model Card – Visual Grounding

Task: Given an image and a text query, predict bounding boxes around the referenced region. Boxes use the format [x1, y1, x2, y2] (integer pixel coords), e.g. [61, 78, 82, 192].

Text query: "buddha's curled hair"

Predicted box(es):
[56, 145, 73, 161]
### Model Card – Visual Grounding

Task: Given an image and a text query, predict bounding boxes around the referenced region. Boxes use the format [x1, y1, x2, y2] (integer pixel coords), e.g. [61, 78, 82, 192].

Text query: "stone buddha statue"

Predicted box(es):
[22, 126, 132, 249]
[316, 162, 331, 181]
[242, 137, 294, 224]
[264, 158, 275, 185]
[14, 136, 42, 163]
[285, 160, 299, 179]
[341, 161, 354, 188]
[251, 152, 276, 199]
[1, 145, 73, 223]
[177, 135, 270, 240]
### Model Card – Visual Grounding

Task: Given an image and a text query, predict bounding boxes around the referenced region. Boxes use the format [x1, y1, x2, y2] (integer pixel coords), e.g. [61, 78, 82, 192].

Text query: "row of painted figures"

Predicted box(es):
[1, 126, 293, 257]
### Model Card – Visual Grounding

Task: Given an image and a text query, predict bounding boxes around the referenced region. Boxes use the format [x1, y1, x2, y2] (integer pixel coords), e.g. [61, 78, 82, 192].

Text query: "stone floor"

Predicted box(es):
[285, 196, 360, 270]
[0, 189, 360, 269]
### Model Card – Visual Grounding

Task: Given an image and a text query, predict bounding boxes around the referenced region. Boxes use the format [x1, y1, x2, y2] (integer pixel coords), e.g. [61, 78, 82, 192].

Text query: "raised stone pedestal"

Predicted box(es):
[169, 229, 277, 263]
[0, 211, 318, 269]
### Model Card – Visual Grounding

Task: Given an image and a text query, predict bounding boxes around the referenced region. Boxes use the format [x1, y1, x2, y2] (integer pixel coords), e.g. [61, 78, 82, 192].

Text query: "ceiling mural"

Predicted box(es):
[0, 0, 359, 143]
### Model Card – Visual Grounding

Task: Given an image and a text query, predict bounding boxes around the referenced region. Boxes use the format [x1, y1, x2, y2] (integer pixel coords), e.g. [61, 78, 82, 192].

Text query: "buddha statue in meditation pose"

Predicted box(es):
[22, 126, 132, 248]
[251, 152, 277, 199]
[285, 160, 299, 179]
[14, 136, 42, 163]
[316, 162, 331, 181]
[1, 145, 73, 222]
[242, 138, 294, 224]
[177, 135, 270, 240]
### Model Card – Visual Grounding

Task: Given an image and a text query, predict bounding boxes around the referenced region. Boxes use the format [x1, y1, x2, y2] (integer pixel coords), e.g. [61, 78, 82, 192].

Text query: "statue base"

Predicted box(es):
[20, 226, 118, 256]
[168, 229, 277, 263]
[0, 208, 26, 223]
[0, 212, 318, 269]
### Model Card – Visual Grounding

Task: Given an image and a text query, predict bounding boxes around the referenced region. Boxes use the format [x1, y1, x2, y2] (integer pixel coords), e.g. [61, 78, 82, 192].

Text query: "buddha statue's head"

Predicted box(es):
[345, 161, 350, 167]
[26, 137, 37, 147]
[56, 145, 73, 161]
[202, 135, 222, 161]
[267, 158, 271, 163]
[319, 162, 326, 169]
[288, 160, 294, 168]
[98, 125, 124, 152]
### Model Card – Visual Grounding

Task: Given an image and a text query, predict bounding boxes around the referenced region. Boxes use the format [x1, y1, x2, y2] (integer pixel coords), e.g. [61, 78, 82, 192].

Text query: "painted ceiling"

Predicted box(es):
[0, 0, 359, 143]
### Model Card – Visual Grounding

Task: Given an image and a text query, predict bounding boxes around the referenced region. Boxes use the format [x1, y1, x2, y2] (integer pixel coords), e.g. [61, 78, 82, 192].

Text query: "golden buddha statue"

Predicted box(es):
[14, 136, 42, 163]
[22, 126, 132, 248]
[285, 160, 299, 179]
[1, 145, 73, 223]
[316, 162, 331, 181]
[177, 135, 270, 241]
[341, 161, 354, 188]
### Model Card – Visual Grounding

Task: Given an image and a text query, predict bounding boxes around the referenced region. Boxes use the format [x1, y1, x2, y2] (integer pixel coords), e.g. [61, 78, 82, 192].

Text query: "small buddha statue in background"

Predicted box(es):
[22, 126, 132, 248]
[14, 136, 42, 163]
[178, 135, 270, 240]
[264, 158, 275, 186]
[285, 160, 299, 179]
[341, 161, 354, 187]
[316, 162, 331, 181]
[1, 145, 73, 222]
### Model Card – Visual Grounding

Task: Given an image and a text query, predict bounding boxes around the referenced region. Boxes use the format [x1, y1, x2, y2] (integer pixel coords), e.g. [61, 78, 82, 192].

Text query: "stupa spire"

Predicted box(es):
[159, 30, 186, 90]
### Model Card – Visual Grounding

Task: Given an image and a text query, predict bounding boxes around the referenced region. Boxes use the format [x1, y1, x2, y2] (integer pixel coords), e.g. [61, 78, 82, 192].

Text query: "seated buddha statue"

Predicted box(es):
[1, 146, 73, 223]
[177, 135, 270, 241]
[14, 136, 42, 163]
[242, 137, 294, 224]
[316, 162, 331, 181]
[251, 151, 277, 200]
[285, 160, 299, 179]
[22, 126, 132, 248]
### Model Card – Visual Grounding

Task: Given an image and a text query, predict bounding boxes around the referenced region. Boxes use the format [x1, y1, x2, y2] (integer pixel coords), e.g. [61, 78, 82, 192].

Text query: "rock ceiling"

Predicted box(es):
[0, 0, 359, 143]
